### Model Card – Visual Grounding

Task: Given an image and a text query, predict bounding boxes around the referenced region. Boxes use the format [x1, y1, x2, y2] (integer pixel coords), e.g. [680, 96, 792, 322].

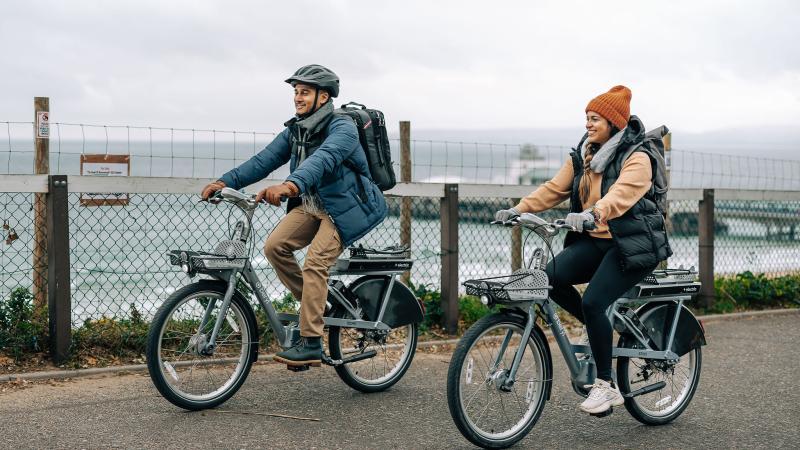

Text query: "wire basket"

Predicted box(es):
[463, 269, 550, 303]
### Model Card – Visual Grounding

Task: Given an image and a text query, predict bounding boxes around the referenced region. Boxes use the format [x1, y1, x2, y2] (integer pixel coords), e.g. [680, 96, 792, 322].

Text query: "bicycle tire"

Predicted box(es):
[447, 312, 551, 449]
[328, 277, 418, 393]
[146, 280, 259, 410]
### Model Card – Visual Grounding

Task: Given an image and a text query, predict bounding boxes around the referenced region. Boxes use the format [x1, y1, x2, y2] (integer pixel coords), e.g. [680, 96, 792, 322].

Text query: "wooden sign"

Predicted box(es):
[80, 154, 130, 206]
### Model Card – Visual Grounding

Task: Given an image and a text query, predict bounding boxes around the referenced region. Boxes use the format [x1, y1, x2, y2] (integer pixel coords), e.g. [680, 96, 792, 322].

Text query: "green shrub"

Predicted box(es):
[712, 271, 800, 313]
[0, 287, 45, 360]
[71, 303, 150, 356]
[458, 296, 492, 327]
[408, 281, 491, 333]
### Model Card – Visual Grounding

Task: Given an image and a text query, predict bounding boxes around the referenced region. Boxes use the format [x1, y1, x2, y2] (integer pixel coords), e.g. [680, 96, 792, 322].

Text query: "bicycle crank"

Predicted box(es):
[320, 349, 377, 367]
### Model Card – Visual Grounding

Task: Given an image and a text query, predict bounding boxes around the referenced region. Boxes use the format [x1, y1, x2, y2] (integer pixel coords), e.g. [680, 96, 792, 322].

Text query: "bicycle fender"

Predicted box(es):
[635, 302, 706, 357]
[349, 276, 423, 328]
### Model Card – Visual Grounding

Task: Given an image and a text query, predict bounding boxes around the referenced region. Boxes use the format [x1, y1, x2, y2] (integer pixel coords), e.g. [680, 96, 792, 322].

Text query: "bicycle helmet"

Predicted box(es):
[285, 64, 340, 98]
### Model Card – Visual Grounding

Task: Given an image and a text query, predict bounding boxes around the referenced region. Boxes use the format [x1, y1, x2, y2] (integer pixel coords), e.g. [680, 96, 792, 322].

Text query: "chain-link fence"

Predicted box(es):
[1, 187, 798, 328]
[713, 200, 800, 276]
[0, 192, 48, 315]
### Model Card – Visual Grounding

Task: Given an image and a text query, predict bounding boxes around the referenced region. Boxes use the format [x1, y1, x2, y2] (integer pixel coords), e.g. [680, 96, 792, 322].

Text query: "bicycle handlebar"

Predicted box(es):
[491, 213, 596, 233]
[202, 188, 288, 207]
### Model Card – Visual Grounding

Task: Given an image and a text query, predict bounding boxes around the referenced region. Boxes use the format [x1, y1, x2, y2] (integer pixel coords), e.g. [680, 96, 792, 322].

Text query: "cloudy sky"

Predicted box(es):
[1, 0, 798, 139]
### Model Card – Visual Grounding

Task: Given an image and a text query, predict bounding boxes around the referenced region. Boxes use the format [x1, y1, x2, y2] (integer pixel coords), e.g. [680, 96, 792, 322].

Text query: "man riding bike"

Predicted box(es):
[495, 85, 672, 415]
[200, 64, 388, 367]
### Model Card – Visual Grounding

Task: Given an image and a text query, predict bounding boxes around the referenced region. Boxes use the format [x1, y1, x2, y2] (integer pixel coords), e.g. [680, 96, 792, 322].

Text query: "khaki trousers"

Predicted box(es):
[264, 206, 343, 337]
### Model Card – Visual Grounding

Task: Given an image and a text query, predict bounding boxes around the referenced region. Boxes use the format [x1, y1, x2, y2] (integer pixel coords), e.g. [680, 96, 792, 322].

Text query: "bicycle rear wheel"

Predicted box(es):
[146, 280, 259, 410]
[617, 336, 701, 425]
[447, 312, 551, 449]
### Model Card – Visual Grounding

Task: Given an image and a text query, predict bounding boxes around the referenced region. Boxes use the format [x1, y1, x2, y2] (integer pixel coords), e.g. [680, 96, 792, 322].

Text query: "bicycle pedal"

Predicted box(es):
[285, 361, 321, 372]
[589, 407, 614, 418]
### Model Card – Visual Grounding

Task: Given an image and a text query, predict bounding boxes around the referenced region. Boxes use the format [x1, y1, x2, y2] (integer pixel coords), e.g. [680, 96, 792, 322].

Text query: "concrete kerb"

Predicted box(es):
[2, 308, 797, 383]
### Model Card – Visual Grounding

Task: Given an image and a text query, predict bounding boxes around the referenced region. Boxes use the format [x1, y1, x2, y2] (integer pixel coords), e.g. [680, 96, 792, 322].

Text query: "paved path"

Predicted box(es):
[2, 314, 798, 449]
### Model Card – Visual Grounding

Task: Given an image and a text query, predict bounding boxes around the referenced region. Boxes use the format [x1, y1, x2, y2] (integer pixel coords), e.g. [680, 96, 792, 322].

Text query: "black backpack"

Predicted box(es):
[616, 125, 670, 215]
[335, 102, 397, 191]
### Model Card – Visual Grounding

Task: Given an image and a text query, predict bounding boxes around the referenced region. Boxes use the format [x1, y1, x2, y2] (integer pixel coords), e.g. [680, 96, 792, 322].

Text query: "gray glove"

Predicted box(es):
[494, 208, 520, 222]
[565, 210, 595, 232]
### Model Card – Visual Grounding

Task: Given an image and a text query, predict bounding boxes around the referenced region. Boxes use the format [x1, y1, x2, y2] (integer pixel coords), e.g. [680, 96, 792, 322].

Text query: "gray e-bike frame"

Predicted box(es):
[192, 189, 402, 354]
[491, 214, 687, 389]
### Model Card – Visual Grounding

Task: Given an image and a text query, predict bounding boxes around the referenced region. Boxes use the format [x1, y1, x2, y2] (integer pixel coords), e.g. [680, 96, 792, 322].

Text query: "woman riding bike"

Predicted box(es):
[495, 85, 672, 415]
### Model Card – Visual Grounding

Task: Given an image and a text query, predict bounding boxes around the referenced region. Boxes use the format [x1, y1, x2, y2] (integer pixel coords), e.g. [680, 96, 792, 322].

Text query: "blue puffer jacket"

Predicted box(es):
[219, 107, 387, 247]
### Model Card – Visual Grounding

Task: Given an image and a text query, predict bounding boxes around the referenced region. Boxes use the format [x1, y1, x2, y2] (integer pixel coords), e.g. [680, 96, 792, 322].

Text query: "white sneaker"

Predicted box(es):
[575, 326, 590, 359]
[579, 379, 624, 414]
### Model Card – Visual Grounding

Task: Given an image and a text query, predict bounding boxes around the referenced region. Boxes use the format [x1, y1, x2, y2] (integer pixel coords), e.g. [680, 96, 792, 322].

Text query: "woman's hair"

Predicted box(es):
[578, 123, 620, 205]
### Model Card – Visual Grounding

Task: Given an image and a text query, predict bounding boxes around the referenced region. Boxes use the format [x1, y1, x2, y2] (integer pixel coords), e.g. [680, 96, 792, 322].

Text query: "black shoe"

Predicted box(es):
[273, 337, 322, 367]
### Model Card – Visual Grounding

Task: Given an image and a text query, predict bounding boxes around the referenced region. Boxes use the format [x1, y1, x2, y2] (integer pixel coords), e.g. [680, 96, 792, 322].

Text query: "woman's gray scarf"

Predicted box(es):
[587, 126, 627, 173]
[293, 102, 334, 215]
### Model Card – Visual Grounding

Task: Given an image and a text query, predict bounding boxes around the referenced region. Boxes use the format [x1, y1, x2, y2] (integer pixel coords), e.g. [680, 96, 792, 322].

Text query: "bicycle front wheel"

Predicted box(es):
[146, 280, 259, 410]
[447, 312, 551, 449]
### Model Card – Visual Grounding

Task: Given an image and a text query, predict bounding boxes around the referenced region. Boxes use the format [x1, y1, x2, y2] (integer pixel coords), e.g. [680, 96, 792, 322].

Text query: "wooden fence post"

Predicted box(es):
[441, 184, 459, 334]
[33, 97, 49, 322]
[698, 188, 715, 309]
[47, 175, 71, 363]
[399, 121, 412, 284]
[511, 198, 522, 271]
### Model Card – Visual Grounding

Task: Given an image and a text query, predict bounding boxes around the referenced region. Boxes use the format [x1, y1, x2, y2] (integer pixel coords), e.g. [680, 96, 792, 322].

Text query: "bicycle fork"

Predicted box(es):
[196, 272, 238, 356]
[491, 303, 537, 391]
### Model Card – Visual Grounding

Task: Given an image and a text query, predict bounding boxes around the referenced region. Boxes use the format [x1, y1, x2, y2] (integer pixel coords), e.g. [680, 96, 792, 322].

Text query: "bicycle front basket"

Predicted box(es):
[464, 269, 549, 303]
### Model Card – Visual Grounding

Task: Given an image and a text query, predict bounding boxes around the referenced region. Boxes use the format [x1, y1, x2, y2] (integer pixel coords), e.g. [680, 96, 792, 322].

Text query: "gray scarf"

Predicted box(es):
[588, 126, 626, 173]
[292, 101, 334, 215]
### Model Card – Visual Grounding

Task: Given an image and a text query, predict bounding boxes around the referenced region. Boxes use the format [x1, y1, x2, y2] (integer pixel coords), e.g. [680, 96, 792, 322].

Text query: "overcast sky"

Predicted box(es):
[1, 0, 798, 136]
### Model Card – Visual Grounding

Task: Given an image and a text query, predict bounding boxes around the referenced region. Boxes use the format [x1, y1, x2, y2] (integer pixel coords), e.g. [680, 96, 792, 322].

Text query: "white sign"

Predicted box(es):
[82, 162, 129, 176]
[36, 111, 49, 139]
[80, 154, 130, 206]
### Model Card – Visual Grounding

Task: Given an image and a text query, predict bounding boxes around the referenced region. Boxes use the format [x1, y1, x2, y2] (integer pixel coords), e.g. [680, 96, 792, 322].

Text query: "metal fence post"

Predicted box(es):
[698, 188, 715, 309]
[399, 121, 412, 283]
[47, 175, 71, 363]
[33, 97, 49, 321]
[511, 198, 522, 271]
[441, 184, 459, 334]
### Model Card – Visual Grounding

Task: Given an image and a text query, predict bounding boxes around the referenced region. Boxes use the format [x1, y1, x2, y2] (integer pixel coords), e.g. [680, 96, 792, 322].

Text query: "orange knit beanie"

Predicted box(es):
[585, 85, 632, 130]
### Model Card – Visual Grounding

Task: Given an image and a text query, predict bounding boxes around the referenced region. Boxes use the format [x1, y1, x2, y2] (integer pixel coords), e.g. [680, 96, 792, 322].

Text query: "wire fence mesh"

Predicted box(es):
[0, 194, 780, 326]
[3, 121, 800, 190]
[0, 192, 48, 316]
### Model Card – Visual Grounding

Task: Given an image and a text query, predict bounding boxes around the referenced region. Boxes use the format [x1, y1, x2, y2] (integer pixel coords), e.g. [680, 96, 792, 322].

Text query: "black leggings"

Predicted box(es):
[544, 234, 656, 381]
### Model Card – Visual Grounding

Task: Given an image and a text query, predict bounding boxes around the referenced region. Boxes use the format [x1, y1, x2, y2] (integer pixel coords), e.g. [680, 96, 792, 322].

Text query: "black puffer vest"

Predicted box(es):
[565, 115, 673, 271]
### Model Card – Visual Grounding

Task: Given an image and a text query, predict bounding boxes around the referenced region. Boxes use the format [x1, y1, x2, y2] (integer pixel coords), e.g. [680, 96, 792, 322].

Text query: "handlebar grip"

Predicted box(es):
[583, 220, 597, 231]
[490, 219, 518, 226]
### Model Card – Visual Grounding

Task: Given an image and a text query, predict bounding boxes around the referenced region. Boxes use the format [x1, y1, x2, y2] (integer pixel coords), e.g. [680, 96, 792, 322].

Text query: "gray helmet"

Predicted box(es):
[285, 64, 340, 98]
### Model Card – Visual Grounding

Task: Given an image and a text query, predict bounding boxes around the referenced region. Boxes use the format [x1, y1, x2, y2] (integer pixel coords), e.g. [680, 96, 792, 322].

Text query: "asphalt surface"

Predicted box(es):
[2, 313, 798, 449]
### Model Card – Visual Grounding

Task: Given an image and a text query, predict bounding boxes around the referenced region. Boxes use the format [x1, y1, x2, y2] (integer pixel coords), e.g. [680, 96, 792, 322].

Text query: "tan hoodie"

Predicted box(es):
[514, 152, 652, 239]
